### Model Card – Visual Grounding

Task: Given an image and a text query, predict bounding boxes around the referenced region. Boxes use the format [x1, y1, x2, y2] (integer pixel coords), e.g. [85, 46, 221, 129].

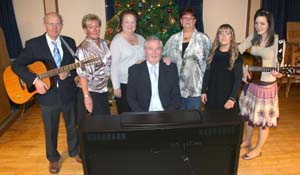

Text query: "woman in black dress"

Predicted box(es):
[201, 24, 243, 111]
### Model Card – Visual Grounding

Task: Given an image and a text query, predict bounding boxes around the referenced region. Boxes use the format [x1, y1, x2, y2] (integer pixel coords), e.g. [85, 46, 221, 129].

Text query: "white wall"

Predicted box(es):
[13, 0, 45, 47]
[203, 0, 248, 43]
[13, 0, 106, 46]
[248, 0, 261, 35]
[59, 0, 106, 45]
[14, 0, 253, 46]
[44, 0, 57, 13]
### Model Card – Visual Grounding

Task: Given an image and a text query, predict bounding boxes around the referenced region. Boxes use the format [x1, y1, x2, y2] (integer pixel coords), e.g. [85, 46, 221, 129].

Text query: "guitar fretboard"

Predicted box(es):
[36, 56, 99, 79]
[38, 62, 81, 79]
[248, 66, 279, 72]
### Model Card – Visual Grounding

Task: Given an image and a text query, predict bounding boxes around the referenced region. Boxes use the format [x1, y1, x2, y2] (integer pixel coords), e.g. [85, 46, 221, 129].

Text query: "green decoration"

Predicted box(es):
[105, 0, 181, 44]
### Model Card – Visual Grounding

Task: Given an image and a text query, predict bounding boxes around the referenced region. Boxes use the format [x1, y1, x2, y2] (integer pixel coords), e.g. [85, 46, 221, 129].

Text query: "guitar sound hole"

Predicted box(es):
[251, 56, 262, 83]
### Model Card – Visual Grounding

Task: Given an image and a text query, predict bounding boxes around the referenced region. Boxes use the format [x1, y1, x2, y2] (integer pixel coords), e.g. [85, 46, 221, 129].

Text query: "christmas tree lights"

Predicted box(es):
[105, 0, 181, 44]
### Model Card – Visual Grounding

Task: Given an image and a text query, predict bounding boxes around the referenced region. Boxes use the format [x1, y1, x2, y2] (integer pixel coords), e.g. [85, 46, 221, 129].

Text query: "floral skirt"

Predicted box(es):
[239, 82, 279, 128]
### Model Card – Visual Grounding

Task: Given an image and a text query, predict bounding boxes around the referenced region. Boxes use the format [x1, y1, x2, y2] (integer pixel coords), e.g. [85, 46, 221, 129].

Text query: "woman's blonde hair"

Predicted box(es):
[207, 24, 239, 70]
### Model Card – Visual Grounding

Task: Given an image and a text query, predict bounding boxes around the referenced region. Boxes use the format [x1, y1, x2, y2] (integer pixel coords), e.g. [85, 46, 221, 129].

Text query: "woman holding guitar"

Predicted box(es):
[238, 9, 285, 160]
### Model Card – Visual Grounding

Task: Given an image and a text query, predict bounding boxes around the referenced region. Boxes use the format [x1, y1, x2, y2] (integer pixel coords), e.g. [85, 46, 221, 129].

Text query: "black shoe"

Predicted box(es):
[49, 161, 60, 174]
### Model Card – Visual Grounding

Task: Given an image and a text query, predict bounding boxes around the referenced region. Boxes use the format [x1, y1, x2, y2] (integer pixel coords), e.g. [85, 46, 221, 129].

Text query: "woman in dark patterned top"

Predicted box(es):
[163, 8, 211, 110]
[201, 24, 243, 111]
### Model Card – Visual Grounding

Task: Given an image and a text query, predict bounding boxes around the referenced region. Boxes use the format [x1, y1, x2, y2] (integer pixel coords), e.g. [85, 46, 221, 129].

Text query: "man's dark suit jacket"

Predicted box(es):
[12, 34, 77, 106]
[127, 60, 181, 112]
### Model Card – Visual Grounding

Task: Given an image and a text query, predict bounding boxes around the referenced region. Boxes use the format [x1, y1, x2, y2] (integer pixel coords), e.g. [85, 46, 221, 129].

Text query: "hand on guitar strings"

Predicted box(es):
[271, 70, 283, 78]
[34, 79, 49, 94]
[58, 71, 70, 80]
[242, 65, 251, 84]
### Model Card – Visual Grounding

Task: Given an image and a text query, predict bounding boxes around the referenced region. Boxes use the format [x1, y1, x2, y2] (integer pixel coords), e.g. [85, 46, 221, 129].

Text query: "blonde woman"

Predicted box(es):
[201, 24, 243, 111]
[76, 14, 112, 119]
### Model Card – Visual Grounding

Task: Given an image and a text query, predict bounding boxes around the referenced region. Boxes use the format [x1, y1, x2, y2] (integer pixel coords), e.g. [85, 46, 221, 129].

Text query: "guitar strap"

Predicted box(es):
[277, 38, 284, 64]
[60, 36, 79, 61]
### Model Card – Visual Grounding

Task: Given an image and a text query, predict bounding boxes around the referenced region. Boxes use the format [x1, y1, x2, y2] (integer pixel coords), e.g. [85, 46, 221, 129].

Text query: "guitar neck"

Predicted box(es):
[38, 62, 81, 79]
[248, 66, 279, 72]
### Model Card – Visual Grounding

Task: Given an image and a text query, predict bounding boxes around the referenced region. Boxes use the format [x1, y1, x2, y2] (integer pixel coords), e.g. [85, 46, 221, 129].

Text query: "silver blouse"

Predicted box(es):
[76, 38, 112, 93]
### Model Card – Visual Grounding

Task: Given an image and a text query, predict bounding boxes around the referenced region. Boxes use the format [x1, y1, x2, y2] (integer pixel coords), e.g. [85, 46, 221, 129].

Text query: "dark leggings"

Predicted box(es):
[115, 83, 131, 114]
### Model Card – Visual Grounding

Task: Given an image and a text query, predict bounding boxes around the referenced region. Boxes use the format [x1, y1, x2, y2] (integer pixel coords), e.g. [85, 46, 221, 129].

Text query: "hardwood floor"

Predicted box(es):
[0, 87, 300, 175]
[238, 86, 300, 175]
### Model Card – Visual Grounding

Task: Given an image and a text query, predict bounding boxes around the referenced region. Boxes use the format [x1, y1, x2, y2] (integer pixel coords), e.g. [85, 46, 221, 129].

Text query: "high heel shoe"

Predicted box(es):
[240, 144, 252, 149]
[241, 144, 252, 149]
[242, 152, 262, 160]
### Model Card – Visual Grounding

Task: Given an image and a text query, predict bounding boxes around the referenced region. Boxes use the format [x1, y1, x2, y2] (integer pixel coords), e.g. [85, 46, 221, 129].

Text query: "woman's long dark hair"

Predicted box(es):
[251, 9, 275, 47]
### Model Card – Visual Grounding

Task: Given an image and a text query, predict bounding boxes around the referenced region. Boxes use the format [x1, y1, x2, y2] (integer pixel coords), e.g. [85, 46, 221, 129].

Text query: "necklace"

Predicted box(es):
[183, 32, 192, 41]
[184, 36, 190, 40]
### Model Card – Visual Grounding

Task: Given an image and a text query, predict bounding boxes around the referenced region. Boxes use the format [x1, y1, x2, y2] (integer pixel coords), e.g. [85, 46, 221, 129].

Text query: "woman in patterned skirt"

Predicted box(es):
[238, 9, 285, 160]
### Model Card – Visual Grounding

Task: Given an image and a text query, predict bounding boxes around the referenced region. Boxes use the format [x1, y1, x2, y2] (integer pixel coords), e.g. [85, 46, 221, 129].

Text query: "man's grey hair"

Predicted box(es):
[43, 12, 63, 24]
[144, 35, 163, 49]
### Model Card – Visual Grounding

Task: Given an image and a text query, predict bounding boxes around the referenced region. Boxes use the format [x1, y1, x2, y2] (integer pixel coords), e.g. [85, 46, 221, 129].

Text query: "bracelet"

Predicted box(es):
[229, 97, 236, 102]
[84, 94, 90, 98]
[32, 77, 39, 85]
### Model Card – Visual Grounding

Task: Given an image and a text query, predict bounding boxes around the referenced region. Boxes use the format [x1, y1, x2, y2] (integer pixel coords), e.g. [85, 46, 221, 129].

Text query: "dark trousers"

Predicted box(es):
[115, 83, 131, 114]
[77, 90, 111, 125]
[40, 101, 79, 162]
[180, 96, 201, 110]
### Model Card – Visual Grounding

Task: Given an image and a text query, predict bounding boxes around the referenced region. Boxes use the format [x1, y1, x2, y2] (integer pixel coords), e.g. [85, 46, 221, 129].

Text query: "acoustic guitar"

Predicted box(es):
[3, 56, 100, 104]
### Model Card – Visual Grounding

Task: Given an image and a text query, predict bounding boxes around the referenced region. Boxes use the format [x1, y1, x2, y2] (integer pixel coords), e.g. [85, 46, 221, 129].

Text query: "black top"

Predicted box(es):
[182, 42, 189, 58]
[202, 49, 243, 111]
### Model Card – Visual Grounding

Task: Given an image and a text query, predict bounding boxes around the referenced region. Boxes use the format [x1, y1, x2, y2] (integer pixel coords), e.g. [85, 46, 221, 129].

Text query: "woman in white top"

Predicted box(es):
[238, 9, 284, 160]
[110, 9, 145, 114]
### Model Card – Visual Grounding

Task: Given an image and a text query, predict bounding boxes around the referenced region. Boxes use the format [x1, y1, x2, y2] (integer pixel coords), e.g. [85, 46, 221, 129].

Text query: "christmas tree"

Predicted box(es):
[105, 0, 181, 44]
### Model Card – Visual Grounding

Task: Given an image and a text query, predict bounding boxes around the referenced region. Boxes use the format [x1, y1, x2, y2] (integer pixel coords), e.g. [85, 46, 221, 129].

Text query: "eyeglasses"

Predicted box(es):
[182, 17, 195, 21]
[122, 21, 136, 25]
[86, 25, 101, 29]
[46, 23, 62, 27]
